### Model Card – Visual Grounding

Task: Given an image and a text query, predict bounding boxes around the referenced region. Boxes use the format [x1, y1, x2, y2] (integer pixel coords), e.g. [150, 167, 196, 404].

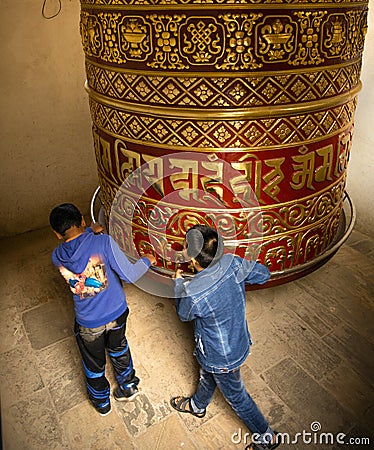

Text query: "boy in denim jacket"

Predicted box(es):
[171, 225, 280, 450]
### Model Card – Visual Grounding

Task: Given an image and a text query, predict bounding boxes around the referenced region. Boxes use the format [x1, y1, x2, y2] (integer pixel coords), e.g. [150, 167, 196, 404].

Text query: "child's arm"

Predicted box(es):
[173, 270, 185, 306]
[142, 253, 157, 265]
[108, 237, 155, 283]
[172, 269, 197, 322]
[242, 259, 271, 285]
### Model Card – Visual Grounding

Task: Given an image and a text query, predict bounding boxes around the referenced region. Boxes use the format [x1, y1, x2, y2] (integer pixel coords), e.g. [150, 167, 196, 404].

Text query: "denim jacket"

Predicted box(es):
[174, 254, 270, 373]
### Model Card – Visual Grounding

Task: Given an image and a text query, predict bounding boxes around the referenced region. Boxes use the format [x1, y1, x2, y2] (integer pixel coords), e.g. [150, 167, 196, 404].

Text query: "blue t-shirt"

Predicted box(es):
[52, 228, 150, 327]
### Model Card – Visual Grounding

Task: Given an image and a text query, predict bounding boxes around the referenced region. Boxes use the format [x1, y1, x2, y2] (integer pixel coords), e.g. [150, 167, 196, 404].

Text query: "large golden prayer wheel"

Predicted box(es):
[80, 0, 368, 285]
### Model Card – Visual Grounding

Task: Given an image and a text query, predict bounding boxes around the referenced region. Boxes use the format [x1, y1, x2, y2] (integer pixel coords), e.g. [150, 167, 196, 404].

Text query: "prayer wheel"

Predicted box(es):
[80, 0, 368, 285]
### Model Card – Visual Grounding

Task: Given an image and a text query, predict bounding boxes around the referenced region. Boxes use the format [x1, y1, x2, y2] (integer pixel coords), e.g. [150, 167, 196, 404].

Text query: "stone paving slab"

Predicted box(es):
[322, 322, 374, 385]
[48, 370, 87, 414]
[320, 361, 374, 431]
[60, 402, 134, 450]
[295, 252, 374, 341]
[346, 230, 374, 260]
[2, 388, 69, 450]
[261, 358, 355, 433]
[0, 306, 26, 354]
[132, 326, 197, 397]
[240, 364, 292, 431]
[134, 414, 198, 450]
[22, 301, 72, 350]
[36, 336, 82, 385]
[192, 414, 242, 450]
[0, 342, 45, 407]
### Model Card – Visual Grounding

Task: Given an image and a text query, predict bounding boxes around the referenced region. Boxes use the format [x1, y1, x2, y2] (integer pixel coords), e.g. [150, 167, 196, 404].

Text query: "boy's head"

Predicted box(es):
[49, 203, 83, 237]
[185, 225, 224, 269]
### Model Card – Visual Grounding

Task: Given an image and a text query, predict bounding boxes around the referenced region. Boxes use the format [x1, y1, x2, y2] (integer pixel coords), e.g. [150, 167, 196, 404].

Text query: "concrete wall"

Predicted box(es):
[0, 1, 373, 237]
[347, 5, 374, 235]
[0, 1, 98, 236]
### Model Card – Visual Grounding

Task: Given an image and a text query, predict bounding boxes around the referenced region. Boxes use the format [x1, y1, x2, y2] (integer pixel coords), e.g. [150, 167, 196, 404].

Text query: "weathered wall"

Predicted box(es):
[0, 1, 98, 236]
[0, 1, 372, 237]
[347, 5, 374, 236]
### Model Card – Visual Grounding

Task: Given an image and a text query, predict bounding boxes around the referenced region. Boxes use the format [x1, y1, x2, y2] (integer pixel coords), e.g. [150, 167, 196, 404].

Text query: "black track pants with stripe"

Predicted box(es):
[74, 308, 139, 409]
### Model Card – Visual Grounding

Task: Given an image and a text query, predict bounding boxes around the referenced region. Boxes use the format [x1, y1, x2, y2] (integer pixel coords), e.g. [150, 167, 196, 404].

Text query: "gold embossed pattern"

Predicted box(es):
[80, 7, 368, 71]
[85, 61, 361, 107]
[89, 97, 356, 149]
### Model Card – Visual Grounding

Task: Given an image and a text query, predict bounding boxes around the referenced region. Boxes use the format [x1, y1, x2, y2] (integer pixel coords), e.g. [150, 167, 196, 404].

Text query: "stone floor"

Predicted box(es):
[0, 227, 373, 450]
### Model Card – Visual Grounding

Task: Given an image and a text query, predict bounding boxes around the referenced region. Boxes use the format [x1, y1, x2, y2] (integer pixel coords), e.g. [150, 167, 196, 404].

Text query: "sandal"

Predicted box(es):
[170, 396, 206, 418]
[245, 431, 281, 450]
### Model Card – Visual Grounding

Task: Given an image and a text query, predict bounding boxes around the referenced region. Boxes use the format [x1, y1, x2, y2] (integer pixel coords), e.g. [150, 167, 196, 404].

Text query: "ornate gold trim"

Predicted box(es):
[85, 60, 362, 110]
[89, 98, 356, 150]
[84, 56, 363, 78]
[86, 81, 361, 119]
[80, 7, 368, 70]
[81, 1, 368, 11]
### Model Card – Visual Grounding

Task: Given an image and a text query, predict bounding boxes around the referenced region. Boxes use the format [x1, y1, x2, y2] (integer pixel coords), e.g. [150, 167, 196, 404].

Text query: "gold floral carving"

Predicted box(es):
[80, 6, 368, 70]
[181, 17, 224, 65]
[344, 9, 368, 61]
[80, 12, 103, 57]
[108, 176, 345, 235]
[217, 13, 263, 70]
[108, 177, 345, 271]
[147, 14, 188, 69]
[290, 11, 326, 66]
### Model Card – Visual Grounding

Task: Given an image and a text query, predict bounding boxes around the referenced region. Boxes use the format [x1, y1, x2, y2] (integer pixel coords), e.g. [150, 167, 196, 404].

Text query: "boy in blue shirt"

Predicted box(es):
[50, 203, 156, 416]
[171, 225, 280, 450]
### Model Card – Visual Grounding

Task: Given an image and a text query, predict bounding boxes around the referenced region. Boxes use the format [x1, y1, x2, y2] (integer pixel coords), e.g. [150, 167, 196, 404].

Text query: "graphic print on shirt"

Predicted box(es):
[59, 255, 108, 299]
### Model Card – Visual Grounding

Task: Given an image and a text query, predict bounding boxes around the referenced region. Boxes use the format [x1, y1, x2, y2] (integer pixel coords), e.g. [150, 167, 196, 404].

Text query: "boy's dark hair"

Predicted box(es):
[185, 225, 224, 269]
[50, 203, 83, 236]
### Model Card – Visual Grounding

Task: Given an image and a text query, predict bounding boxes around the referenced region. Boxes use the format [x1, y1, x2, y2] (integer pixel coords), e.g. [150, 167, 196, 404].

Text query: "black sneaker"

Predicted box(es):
[95, 402, 111, 417]
[113, 385, 139, 402]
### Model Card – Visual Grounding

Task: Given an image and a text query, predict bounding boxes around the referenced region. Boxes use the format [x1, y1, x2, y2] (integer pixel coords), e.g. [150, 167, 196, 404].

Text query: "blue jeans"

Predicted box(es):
[192, 367, 274, 445]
